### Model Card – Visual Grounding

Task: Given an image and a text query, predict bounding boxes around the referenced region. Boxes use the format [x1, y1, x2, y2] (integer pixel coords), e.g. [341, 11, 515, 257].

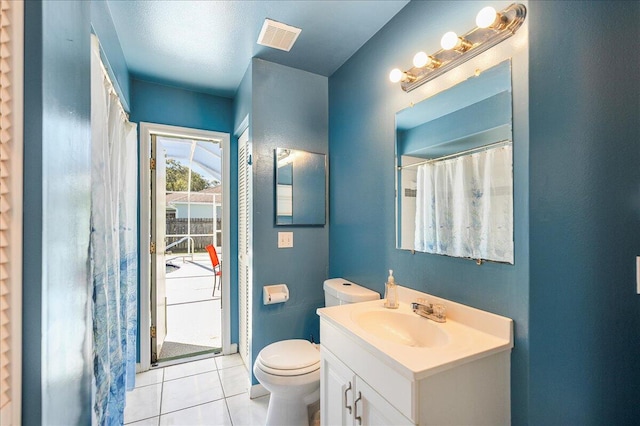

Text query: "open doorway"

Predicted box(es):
[140, 123, 232, 371]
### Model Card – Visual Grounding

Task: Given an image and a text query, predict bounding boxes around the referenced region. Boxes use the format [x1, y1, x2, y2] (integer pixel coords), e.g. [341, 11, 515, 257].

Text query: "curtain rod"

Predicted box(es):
[99, 59, 130, 121]
[397, 139, 512, 170]
[92, 34, 129, 121]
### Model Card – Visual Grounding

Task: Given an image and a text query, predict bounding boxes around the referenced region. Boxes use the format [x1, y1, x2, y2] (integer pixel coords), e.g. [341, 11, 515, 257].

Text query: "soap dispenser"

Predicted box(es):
[384, 269, 399, 309]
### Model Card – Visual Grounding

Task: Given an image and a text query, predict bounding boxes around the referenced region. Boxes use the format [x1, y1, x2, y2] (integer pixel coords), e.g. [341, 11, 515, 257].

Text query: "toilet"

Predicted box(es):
[253, 278, 379, 426]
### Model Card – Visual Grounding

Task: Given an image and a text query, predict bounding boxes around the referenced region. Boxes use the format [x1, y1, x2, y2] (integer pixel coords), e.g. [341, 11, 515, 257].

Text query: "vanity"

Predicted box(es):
[317, 286, 513, 425]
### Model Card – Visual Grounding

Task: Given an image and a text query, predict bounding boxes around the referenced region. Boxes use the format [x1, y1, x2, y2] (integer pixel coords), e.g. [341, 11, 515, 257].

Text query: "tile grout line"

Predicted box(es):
[127, 356, 246, 425]
[217, 359, 236, 425]
[158, 368, 165, 423]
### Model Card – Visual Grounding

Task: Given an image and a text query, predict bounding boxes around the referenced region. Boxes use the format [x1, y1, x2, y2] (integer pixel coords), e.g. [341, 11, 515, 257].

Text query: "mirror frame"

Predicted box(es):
[275, 147, 327, 226]
[394, 59, 514, 263]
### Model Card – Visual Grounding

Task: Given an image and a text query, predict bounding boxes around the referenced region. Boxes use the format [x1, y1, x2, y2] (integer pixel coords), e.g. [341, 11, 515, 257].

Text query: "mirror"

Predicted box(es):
[275, 148, 327, 226]
[395, 60, 514, 263]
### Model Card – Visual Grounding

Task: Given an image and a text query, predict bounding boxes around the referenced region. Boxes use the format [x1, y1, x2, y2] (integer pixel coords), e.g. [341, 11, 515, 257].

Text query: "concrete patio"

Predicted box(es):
[161, 252, 222, 359]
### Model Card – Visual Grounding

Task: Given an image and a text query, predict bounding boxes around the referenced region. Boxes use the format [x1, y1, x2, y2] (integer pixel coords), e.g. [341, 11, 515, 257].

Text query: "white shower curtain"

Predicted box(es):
[415, 143, 513, 263]
[90, 35, 138, 425]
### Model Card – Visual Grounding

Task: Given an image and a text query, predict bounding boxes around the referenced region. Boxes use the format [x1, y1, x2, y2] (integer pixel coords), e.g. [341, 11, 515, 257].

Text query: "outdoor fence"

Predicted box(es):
[166, 218, 222, 252]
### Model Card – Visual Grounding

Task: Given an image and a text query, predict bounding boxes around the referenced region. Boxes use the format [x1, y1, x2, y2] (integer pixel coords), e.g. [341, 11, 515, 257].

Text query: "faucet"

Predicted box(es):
[411, 299, 446, 323]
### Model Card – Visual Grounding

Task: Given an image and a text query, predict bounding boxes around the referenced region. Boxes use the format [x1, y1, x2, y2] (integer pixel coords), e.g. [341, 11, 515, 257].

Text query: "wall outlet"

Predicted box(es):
[278, 232, 293, 248]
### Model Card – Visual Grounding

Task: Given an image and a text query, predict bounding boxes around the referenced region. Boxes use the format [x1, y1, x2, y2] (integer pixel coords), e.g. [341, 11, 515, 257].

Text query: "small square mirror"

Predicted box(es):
[275, 148, 327, 226]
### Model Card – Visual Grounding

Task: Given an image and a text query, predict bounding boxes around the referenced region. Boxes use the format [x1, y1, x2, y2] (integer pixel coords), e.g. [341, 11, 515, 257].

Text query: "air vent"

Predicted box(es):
[257, 19, 302, 52]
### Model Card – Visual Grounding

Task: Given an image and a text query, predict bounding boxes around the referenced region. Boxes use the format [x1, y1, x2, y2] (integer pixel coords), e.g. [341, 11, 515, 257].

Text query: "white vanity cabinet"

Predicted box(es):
[317, 287, 514, 426]
[321, 347, 413, 426]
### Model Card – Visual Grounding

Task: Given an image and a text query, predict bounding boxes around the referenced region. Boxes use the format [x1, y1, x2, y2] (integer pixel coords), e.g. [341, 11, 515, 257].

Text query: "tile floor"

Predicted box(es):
[124, 354, 269, 425]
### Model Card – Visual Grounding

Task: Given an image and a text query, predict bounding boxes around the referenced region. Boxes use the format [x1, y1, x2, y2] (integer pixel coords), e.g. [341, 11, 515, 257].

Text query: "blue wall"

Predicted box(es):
[23, 1, 93, 424]
[330, 0, 640, 423]
[328, 1, 530, 423]
[249, 59, 329, 384]
[528, 2, 640, 423]
[130, 79, 233, 132]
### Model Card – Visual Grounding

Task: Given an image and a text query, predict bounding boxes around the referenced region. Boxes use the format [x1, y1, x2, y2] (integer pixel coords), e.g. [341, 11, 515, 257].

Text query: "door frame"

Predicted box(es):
[139, 122, 232, 371]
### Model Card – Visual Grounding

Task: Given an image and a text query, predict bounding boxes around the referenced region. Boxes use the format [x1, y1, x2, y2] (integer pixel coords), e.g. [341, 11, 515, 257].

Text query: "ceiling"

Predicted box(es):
[106, 0, 410, 98]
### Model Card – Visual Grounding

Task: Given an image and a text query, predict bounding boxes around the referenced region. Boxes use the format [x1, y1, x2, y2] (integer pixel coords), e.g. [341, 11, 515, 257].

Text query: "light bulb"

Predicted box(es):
[476, 6, 497, 28]
[389, 68, 404, 83]
[440, 31, 459, 50]
[413, 51, 429, 68]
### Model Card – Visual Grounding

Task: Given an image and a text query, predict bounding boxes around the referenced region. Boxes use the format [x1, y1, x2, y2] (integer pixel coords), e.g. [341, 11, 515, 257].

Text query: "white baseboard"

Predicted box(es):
[249, 383, 269, 399]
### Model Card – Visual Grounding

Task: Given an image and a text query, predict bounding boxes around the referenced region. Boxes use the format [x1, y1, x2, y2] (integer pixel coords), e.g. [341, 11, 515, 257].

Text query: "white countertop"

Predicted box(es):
[317, 286, 513, 381]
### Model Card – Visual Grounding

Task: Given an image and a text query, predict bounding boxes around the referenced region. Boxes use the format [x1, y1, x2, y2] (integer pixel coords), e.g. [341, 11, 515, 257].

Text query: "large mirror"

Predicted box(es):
[395, 59, 514, 263]
[275, 148, 327, 226]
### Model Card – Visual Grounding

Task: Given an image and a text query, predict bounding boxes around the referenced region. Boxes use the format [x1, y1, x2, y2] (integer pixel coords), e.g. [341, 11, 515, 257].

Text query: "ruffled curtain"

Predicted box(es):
[415, 143, 513, 263]
[90, 34, 138, 425]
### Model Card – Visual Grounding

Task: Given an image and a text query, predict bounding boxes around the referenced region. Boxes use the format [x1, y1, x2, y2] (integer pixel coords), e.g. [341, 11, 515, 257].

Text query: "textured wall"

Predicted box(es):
[250, 59, 329, 384]
[130, 79, 233, 133]
[528, 1, 640, 423]
[23, 1, 93, 424]
[328, 1, 530, 422]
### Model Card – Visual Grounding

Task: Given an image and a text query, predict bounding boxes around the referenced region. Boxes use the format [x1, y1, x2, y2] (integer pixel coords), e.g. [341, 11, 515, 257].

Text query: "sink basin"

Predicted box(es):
[351, 310, 449, 348]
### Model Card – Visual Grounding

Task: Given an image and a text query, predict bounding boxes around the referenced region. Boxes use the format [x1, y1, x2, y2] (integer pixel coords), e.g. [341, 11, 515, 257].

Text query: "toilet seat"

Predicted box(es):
[256, 339, 320, 377]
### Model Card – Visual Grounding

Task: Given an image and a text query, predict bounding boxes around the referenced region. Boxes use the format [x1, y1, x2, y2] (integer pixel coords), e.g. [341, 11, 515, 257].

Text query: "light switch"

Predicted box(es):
[278, 232, 293, 248]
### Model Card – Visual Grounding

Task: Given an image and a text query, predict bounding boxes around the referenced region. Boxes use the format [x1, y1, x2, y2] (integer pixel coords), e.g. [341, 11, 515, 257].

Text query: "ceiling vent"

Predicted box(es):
[257, 19, 302, 52]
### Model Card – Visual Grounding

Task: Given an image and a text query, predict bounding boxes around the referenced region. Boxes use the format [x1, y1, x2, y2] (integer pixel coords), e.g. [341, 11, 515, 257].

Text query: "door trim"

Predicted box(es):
[139, 122, 231, 371]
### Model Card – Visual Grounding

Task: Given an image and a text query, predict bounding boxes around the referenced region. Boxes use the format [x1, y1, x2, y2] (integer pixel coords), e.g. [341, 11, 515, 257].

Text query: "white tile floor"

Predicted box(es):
[124, 354, 269, 426]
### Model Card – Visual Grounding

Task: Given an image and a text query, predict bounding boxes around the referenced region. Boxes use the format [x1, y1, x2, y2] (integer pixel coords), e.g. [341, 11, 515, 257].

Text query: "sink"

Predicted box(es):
[351, 310, 450, 348]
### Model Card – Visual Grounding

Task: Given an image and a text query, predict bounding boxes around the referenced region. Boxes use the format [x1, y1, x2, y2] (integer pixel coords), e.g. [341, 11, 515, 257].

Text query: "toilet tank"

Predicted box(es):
[323, 278, 380, 307]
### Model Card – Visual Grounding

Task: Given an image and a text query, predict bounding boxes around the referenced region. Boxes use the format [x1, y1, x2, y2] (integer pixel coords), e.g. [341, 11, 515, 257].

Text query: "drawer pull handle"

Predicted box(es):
[344, 382, 352, 414]
[354, 391, 363, 425]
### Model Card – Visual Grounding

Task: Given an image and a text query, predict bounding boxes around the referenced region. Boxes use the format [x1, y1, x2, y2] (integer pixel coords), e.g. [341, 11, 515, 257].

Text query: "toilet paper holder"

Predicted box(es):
[263, 284, 289, 305]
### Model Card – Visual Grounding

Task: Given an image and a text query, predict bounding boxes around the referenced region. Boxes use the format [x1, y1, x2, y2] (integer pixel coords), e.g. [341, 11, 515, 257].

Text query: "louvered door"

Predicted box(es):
[237, 128, 252, 368]
[0, 1, 23, 424]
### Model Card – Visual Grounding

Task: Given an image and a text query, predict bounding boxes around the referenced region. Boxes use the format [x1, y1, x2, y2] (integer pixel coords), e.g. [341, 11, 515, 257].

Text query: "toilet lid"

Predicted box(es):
[258, 339, 320, 371]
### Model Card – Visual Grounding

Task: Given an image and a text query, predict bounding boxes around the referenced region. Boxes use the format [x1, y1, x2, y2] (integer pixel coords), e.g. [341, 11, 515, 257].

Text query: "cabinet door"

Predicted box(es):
[354, 377, 414, 426]
[321, 348, 357, 426]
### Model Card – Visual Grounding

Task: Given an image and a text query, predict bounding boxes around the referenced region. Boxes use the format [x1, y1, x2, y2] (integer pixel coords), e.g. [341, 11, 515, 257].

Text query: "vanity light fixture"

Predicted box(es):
[389, 68, 416, 83]
[440, 31, 472, 52]
[389, 3, 526, 92]
[412, 51, 441, 69]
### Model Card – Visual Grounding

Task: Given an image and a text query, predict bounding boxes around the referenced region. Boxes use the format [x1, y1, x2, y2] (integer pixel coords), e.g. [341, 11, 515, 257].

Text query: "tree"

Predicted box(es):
[165, 158, 213, 191]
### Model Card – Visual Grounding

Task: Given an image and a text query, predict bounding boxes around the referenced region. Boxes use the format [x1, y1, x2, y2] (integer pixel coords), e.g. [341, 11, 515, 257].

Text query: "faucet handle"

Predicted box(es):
[432, 303, 446, 321]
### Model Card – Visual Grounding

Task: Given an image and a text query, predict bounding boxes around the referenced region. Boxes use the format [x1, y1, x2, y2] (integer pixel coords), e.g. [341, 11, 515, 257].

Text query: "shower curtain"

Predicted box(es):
[90, 35, 138, 425]
[414, 143, 513, 263]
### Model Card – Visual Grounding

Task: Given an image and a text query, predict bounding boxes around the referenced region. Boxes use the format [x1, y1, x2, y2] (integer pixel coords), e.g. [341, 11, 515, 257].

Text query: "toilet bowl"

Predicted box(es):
[253, 278, 379, 426]
[253, 339, 321, 426]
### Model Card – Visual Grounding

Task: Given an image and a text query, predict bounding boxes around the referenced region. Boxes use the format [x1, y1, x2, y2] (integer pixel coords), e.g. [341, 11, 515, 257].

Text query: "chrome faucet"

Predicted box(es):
[411, 299, 446, 323]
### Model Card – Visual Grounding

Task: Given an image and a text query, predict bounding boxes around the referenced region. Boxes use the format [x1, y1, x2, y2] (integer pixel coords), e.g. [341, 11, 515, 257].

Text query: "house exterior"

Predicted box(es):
[166, 186, 222, 220]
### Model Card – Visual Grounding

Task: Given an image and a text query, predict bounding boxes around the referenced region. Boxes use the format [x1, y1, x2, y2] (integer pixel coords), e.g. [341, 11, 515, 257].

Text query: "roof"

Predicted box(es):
[167, 186, 222, 204]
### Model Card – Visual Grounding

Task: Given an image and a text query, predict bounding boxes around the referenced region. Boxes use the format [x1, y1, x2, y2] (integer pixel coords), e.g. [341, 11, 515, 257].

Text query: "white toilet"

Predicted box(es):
[253, 278, 379, 426]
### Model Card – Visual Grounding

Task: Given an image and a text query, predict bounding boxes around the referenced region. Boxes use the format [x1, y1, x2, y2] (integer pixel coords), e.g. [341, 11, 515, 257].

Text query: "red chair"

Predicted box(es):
[205, 244, 222, 298]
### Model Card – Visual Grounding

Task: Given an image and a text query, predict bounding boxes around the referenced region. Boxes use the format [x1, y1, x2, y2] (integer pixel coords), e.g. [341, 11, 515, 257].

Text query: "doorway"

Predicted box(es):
[140, 123, 232, 371]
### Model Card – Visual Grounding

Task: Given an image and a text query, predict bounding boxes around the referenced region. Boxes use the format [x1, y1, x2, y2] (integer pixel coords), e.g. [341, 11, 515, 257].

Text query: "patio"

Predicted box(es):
[160, 252, 222, 360]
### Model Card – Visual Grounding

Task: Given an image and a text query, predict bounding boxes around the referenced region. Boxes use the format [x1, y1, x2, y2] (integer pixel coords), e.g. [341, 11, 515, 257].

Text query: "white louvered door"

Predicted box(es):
[237, 128, 252, 369]
[0, 1, 23, 424]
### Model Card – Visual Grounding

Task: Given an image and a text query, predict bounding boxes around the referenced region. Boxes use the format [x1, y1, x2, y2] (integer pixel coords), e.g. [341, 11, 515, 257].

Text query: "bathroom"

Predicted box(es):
[6, 0, 639, 425]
